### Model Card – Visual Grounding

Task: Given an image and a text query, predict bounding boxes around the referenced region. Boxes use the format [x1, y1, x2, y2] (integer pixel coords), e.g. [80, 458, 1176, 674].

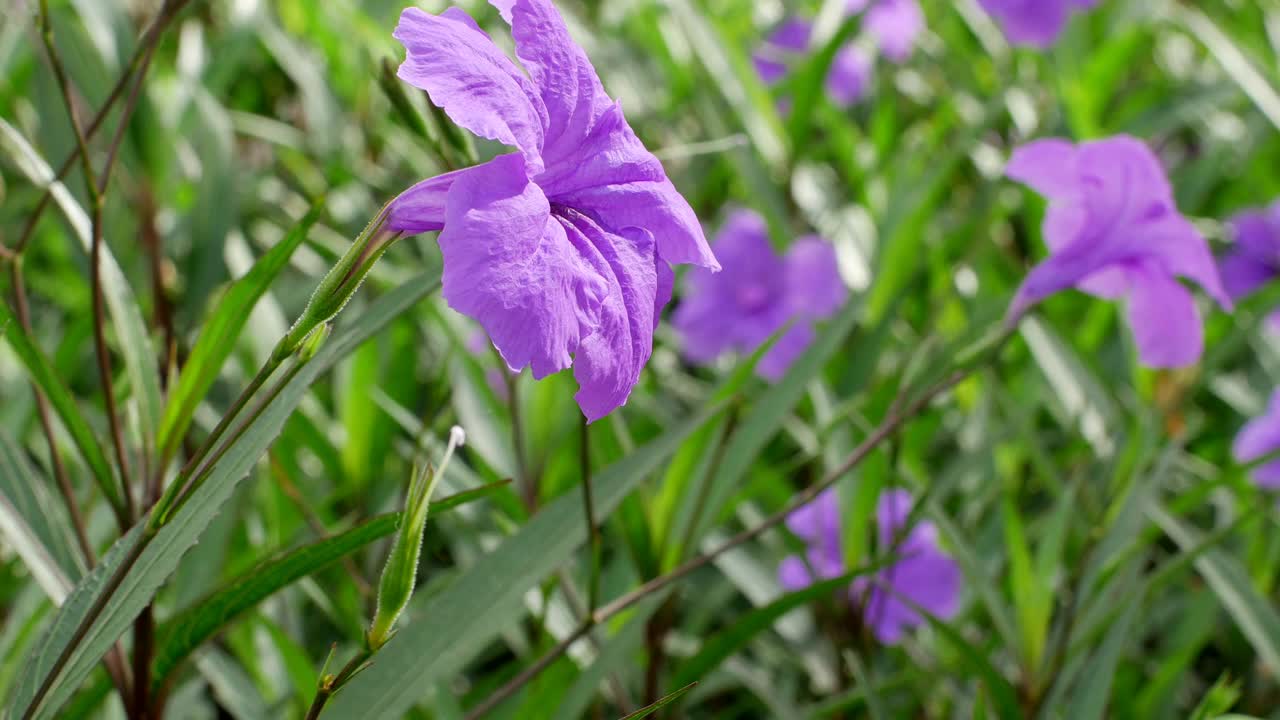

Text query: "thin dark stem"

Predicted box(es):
[462, 334, 1013, 720]
[131, 606, 154, 717]
[9, 0, 191, 257]
[39, 0, 136, 523]
[9, 265, 96, 562]
[463, 622, 595, 720]
[581, 418, 600, 613]
[303, 649, 373, 720]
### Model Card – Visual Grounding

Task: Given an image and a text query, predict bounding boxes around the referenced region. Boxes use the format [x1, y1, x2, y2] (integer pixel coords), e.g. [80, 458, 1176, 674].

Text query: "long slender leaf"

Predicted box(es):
[1063, 599, 1138, 720]
[7, 271, 442, 720]
[0, 432, 81, 586]
[618, 682, 698, 720]
[157, 201, 325, 465]
[0, 301, 121, 510]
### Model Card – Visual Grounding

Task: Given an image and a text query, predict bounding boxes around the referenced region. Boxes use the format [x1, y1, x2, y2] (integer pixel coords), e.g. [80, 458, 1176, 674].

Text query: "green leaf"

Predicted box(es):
[0, 118, 162, 455]
[157, 201, 324, 466]
[1063, 599, 1138, 720]
[149, 513, 399, 692]
[321, 401, 728, 719]
[551, 595, 668, 720]
[618, 682, 698, 720]
[0, 433, 78, 604]
[671, 565, 878, 689]
[1148, 503, 1280, 675]
[0, 301, 122, 512]
[7, 271, 442, 720]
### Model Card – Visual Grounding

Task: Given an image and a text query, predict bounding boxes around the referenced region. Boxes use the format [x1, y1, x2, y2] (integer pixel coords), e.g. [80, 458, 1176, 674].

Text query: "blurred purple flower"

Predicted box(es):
[778, 488, 962, 644]
[672, 209, 846, 380]
[752, 18, 871, 108]
[467, 328, 513, 401]
[387, 0, 719, 422]
[977, 0, 1097, 48]
[1233, 390, 1280, 489]
[1219, 201, 1280, 332]
[1005, 136, 1231, 368]
[865, 0, 924, 62]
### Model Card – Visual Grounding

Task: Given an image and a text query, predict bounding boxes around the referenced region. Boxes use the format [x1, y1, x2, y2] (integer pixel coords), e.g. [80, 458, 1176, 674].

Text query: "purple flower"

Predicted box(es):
[778, 488, 962, 644]
[672, 210, 846, 380]
[1220, 201, 1280, 332]
[865, 0, 924, 62]
[977, 0, 1098, 48]
[752, 18, 871, 108]
[1234, 390, 1280, 489]
[387, 1, 718, 422]
[1005, 136, 1231, 368]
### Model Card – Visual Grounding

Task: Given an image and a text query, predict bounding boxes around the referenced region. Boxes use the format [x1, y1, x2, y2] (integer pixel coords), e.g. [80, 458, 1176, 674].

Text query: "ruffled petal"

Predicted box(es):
[394, 7, 547, 173]
[558, 212, 662, 422]
[558, 180, 719, 269]
[785, 236, 848, 318]
[438, 154, 590, 379]
[504, 0, 612, 161]
[1125, 262, 1203, 368]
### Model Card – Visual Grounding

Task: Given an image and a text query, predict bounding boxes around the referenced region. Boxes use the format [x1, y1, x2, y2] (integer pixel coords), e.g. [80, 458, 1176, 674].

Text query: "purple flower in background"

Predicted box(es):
[388, 0, 719, 422]
[778, 488, 962, 644]
[1233, 390, 1280, 489]
[977, 0, 1098, 48]
[1005, 136, 1231, 368]
[1219, 201, 1280, 331]
[753, 19, 871, 108]
[673, 210, 846, 380]
[865, 0, 924, 62]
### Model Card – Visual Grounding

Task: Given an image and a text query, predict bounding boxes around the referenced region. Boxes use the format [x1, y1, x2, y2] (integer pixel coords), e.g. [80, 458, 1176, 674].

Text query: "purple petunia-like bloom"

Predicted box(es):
[977, 0, 1097, 48]
[672, 210, 846, 381]
[387, 0, 718, 422]
[1005, 136, 1232, 368]
[779, 489, 962, 644]
[1219, 201, 1280, 331]
[753, 18, 872, 108]
[1233, 390, 1280, 489]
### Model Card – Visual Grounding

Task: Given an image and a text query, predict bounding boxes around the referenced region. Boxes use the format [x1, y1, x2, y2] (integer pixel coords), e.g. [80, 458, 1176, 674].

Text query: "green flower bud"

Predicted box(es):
[368, 426, 466, 650]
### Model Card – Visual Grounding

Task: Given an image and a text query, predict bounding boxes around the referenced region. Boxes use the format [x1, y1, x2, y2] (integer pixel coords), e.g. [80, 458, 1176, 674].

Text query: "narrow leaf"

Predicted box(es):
[618, 682, 698, 720]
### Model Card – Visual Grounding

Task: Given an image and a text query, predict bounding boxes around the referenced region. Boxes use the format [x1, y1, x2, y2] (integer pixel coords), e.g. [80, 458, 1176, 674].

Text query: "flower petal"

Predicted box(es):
[387, 167, 472, 233]
[1139, 213, 1233, 309]
[504, 0, 611, 160]
[825, 46, 872, 107]
[1125, 262, 1203, 368]
[866, 0, 924, 63]
[785, 236, 848, 318]
[438, 154, 591, 379]
[977, 0, 1070, 48]
[1006, 138, 1080, 202]
[786, 488, 840, 546]
[558, 180, 719, 269]
[394, 7, 547, 173]
[558, 212, 663, 421]
[758, 323, 816, 381]
[779, 555, 814, 591]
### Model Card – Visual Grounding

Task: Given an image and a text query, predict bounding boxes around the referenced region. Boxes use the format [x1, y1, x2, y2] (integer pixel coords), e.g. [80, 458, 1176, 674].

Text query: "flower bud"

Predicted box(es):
[367, 425, 466, 650]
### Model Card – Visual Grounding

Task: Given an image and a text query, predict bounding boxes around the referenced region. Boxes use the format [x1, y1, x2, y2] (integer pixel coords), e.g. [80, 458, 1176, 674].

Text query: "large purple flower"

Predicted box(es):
[977, 0, 1098, 48]
[1005, 136, 1231, 368]
[1233, 390, 1280, 490]
[672, 210, 846, 381]
[1219, 201, 1280, 331]
[388, 1, 718, 422]
[778, 489, 962, 644]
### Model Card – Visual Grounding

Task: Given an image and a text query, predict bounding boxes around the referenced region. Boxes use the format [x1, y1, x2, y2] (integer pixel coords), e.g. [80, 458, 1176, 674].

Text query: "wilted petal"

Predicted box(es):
[394, 7, 547, 172]
[558, 212, 662, 422]
[1126, 262, 1203, 368]
[438, 154, 591, 379]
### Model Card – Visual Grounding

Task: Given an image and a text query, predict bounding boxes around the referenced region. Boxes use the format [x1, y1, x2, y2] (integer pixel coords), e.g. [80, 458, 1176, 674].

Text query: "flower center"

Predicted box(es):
[736, 283, 773, 313]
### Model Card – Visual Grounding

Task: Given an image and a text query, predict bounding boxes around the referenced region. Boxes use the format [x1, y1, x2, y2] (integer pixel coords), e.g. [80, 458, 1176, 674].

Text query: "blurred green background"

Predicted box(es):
[4, 0, 1280, 718]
